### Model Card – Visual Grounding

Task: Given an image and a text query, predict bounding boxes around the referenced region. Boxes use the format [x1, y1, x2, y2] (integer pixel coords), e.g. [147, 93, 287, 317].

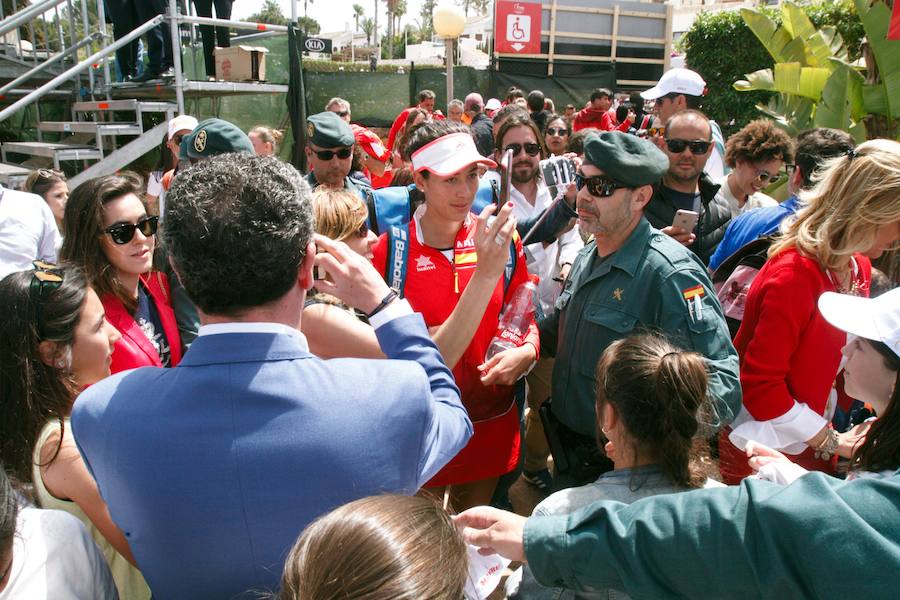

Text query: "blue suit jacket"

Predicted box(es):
[72, 313, 471, 599]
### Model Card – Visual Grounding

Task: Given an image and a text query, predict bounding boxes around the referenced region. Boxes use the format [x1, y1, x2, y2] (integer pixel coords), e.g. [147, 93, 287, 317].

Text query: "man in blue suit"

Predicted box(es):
[71, 154, 473, 599]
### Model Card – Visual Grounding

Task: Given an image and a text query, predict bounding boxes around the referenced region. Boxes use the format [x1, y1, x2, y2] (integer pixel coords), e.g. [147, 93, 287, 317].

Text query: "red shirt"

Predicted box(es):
[734, 248, 870, 422]
[572, 107, 631, 132]
[373, 212, 538, 421]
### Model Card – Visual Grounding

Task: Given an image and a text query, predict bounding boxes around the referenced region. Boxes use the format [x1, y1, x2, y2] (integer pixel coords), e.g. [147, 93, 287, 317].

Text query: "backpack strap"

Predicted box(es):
[385, 223, 410, 297]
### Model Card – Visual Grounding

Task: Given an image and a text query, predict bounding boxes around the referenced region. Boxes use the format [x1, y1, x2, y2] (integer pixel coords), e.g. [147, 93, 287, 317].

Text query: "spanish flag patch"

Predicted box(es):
[683, 285, 705, 321]
[682, 285, 705, 300]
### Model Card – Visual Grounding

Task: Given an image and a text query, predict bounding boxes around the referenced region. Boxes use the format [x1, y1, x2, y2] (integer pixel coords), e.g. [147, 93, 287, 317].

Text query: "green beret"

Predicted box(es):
[307, 111, 354, 148]
[182, 118, 254, 159]
[582, 131, 669, 188]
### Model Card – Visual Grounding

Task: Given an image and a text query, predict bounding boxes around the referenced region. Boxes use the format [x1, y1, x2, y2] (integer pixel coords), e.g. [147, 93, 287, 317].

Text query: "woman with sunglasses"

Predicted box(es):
[60, 173, 182, 373]
[24, 169, 69, 231]
[720, 139, 900, 483]
[373, 120, 538, 511]
[720, 120, 795, 217]
[543, 115, 570, 157]
[0, 264, 150, 598]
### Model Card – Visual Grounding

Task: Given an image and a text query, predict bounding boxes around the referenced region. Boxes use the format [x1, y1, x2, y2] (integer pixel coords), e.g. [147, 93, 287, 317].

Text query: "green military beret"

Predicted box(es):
[307, 111, 354, 148]
[182, 118, 255, 159]
[582, 130, 669, 188]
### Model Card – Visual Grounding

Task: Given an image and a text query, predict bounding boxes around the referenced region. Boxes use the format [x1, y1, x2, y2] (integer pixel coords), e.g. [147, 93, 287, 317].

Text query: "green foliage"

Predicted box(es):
[247, 0, 289, 26]
[681, 0, 865, 138]
[296, 16, 321, 35]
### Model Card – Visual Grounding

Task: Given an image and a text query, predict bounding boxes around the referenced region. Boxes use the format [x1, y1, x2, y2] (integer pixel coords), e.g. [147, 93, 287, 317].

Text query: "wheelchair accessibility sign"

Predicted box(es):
[496, 0, 540, 54]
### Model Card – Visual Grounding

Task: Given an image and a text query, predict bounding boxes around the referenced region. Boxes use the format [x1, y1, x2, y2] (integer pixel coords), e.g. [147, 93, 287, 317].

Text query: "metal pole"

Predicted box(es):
[169, 0, 185, 114]
[0, 0, 62, 38]
[80, 0, 95, 98]
[291, 0, 297, 24]
[95, 0, 112, 98]
[445, 37, 453, 105]
[65, 0, 81, 93]
[0, 34, 98, 96]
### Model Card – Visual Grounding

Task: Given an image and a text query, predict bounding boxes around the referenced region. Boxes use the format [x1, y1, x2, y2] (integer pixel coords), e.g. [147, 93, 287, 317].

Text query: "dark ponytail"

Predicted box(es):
[595, 332, 711, 489]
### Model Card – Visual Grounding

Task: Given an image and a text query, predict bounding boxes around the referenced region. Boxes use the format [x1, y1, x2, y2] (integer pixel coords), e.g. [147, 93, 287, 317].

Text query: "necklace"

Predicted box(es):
[827, 257, 866, 296]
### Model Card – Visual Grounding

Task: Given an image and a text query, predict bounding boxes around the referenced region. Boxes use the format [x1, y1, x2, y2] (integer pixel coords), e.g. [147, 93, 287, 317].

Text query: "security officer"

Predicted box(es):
[180, 118, 254, 162]
[539, 131, 741, 490]
[304, 111, 371, 199]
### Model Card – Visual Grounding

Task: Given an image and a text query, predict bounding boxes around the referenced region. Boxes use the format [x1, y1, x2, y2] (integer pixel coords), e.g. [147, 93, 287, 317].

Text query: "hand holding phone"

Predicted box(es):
[672, 209, 699, 232]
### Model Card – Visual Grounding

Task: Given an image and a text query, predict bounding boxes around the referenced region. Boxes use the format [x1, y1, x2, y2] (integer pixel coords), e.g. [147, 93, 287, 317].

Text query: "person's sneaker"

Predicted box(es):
[159, 66, 175, 79]
[132, 69, 161, 83]
[522, 468, 553, 492]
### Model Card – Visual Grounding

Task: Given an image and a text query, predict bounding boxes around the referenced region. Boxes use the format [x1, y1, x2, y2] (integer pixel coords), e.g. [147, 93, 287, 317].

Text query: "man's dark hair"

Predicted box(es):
[506, 87, 524, 102]
[660, 91, 703, 110]
[794, 127, 855, 189]
[405, 121, 473, 179]
[526, 90, 545, 112]
[590, 88, 613, 102]
[418, 89, 436, 102]
[163, 154, 314, 316]
[493, 103, 528, 130]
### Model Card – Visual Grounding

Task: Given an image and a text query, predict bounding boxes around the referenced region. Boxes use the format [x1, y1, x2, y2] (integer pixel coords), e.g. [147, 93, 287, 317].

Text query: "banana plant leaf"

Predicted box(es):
[741, 8, 794, 63]
[814, 59, 865, 129]
[734, 68, 775, 92]
[774, 63, 831, 99]
[855, 0, 900, 120]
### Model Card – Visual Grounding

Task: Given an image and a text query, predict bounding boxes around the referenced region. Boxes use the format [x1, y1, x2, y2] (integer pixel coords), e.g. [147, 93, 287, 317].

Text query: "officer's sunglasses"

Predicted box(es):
[103, 216, 159, 245]
[503, 142, 542, 157]
[313, 147, 353, 161]
[665, 138, 711, 155]
[575, 174, 628, 198]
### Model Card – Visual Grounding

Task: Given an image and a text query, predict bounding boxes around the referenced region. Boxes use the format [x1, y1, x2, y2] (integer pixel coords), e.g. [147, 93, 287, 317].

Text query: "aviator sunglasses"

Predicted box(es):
[665, 138, 712, 155]
[103, 216, 159, 245]
[313, 147, 353, 161]
[575, 174, 628, 198]
[503, 142, 542, 157]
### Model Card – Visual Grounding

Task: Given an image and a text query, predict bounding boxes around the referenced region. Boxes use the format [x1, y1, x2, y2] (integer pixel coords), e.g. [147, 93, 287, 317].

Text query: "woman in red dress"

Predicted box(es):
[374, 121, 539, 509]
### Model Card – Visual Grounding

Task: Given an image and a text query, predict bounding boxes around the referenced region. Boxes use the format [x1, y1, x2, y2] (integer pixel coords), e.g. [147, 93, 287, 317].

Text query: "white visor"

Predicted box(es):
[411, 132, 497, 176]
[818, 287, 900, 359]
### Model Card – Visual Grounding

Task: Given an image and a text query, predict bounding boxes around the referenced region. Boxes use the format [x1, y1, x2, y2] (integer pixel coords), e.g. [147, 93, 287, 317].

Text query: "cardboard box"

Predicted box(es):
[214, 46, 269, 81]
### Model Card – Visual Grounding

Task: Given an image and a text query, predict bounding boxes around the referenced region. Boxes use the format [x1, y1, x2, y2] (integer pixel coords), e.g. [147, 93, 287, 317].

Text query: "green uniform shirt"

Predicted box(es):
[539, 218, 741, 437]
[304, 171, 370, 200]
[524, 469, 900, 598]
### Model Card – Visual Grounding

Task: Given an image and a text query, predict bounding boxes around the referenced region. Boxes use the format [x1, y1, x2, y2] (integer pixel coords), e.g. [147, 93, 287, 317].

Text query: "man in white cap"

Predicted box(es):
[150, 114, 199, 217]
[641, 67, 726, 180]
[485, 98, 502, 118]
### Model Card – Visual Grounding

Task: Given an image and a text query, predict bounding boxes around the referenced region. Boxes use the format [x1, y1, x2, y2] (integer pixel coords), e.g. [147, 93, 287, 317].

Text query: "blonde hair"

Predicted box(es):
[311, 188, 368, 241]
[770, 138, 900, 273]
[278, 495, 467, 600]
[249, 125, 284, 153]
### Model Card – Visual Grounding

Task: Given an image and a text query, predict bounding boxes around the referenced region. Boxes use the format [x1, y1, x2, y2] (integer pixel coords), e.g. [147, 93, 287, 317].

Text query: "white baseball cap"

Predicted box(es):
[168, 115, 199, 140]
[640, 68, 706, 100]
[818, 287, 900, 359]
[485, 98, 502, 111]
[411, 132, 496, 176]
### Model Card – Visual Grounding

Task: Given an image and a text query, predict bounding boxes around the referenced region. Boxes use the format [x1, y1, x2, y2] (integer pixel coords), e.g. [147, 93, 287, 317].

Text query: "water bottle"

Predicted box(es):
[485, 274, 539, 361]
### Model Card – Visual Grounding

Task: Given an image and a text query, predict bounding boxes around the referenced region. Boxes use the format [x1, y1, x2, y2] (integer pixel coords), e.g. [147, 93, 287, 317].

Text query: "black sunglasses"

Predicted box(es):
[104, 216, 159, 245]
[313, 147, 353, 161]
[575, 174, 628, 197]
[335, 110, 349, 117]
[171, 133, 185, 145]
[503, 142, 541, 157]
[353, 220, 369, 238]
[545, 127, 567, 137]
[665, 138, 712, 155]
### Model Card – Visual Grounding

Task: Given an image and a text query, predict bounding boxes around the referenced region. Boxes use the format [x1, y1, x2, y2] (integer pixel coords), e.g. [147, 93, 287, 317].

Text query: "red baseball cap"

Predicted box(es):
[351, 124, 390, 162]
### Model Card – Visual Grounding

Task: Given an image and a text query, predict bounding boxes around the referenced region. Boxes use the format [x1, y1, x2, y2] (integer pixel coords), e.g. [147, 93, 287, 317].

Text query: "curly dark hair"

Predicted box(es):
[724, 119, 795, 169]
[163, 154, 314, 316]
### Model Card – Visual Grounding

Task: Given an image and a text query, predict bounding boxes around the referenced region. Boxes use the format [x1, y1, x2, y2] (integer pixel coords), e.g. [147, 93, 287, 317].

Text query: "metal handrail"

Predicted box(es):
[0, 32, 100, 97]
[178, 15, 289, 33]
[0, 15, 163, 122]
[0, 0, 65, 38]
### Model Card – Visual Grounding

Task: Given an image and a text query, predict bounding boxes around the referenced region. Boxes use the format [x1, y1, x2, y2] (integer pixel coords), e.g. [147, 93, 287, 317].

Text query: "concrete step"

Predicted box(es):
[72, 99, 176, 113]
[0, 162, 32, 188]
[1, 141, 101, 162]
[38, 121, 143, 136]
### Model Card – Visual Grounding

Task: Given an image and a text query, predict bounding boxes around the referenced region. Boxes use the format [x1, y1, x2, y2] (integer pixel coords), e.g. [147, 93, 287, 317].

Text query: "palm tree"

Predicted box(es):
[302, 0, 314, 34]
[361, 16, 375, 45]
[352, 4, 365, 31]
[373, 0, 378, 49]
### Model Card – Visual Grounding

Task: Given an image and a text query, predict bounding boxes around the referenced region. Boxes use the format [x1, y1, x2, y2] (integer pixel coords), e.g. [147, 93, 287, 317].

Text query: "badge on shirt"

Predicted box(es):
[683, 284, 705, 322]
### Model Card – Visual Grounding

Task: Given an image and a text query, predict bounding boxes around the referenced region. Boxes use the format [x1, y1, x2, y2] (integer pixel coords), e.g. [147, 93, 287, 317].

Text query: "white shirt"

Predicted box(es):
[510, 181, 583, 315]
[718, 175, 778, 218]
[0, 186, 61, 280]
[0, 507, 119, 600]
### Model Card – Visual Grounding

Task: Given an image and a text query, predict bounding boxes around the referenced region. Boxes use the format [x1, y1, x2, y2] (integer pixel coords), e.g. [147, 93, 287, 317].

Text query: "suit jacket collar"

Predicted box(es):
[179, 329, 314, 367]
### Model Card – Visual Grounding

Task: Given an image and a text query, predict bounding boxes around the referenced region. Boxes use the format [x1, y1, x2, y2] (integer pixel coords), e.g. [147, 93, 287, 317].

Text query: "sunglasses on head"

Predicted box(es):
[503, 142, 541, 157]
[665, 138, 711, 155]
[30, 261, 64, 333]
[575, 174, 628, 198]
[546, 127, 567, 137]
[104, 216, 159, 245]
[313, 147, 353, 161]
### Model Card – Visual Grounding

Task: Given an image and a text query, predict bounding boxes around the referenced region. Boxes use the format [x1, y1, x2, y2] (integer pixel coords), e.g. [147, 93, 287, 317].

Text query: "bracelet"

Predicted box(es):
[813, 428, 840, 461]
[366, 290, 399, 319]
